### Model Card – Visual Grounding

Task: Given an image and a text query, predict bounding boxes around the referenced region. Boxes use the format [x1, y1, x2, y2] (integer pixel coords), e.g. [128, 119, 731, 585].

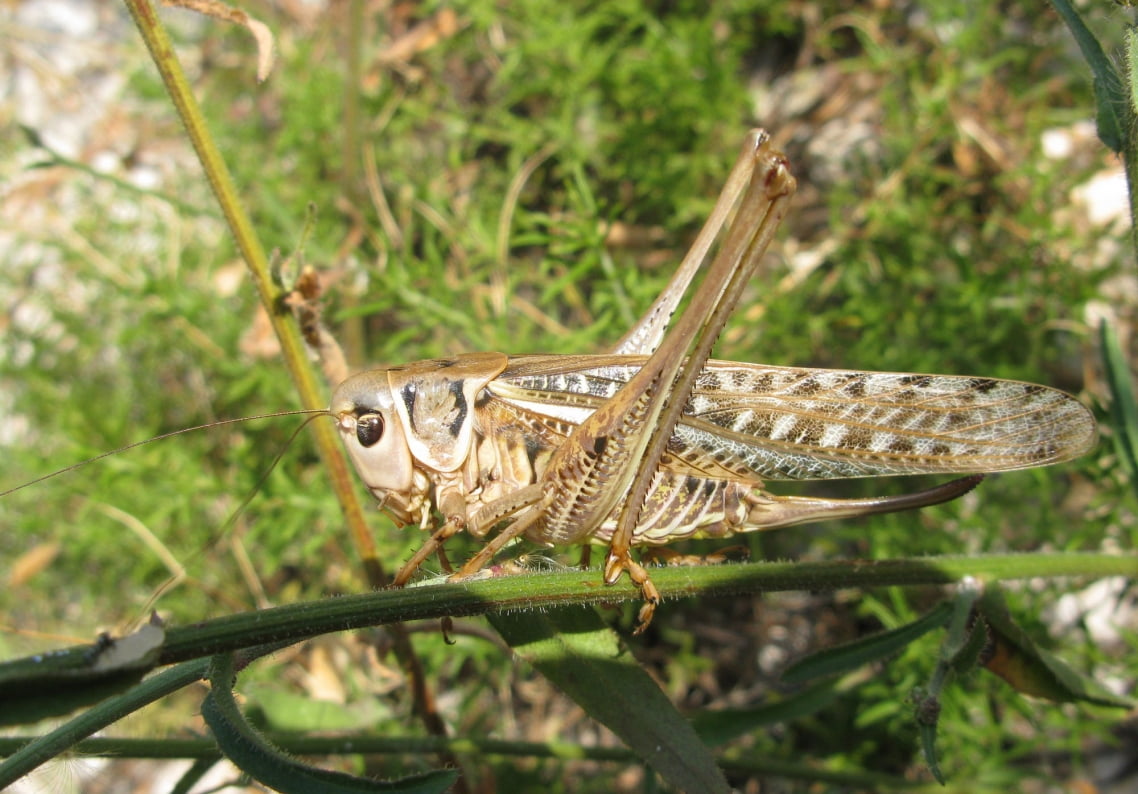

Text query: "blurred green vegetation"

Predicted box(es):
[0, 0, 1131, 789]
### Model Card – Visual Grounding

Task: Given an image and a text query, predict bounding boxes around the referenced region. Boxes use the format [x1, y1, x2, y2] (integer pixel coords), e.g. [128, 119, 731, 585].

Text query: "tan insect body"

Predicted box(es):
[329, 130, 1097, 628]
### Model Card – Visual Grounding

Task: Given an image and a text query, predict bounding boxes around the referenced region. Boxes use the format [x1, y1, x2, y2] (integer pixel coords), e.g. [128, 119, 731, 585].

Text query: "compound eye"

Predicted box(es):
[355, 413, 385, 448]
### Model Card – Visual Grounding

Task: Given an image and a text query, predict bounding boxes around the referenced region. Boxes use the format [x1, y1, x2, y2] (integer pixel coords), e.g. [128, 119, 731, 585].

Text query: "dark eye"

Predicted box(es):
[356, 413, 385, 447]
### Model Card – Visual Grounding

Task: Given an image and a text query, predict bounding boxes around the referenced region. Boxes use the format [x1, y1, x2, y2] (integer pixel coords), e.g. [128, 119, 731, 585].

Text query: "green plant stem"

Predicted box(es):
[1124, 25, 1138, 259]
[341, 0, 364, 209]
[5, 553, 1126, 681]
[165, 551, 1135, 661]
[21, 125, 216, 218]
[0, 734, 950, 790]
[118, 3, 460, 776]
[0, 734, 634, 763]
[139, 552, 1137, 660]
[120, 0, 380, 584]
[4, 552, 1117, 670]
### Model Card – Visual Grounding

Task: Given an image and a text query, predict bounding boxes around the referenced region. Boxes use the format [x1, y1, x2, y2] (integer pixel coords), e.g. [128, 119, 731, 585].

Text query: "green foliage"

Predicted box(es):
[1, 0, 1134, 791]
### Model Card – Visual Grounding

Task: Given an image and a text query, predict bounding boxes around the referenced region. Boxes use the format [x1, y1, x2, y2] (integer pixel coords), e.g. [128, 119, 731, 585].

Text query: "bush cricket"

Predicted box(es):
[328, 130, 1097, 630]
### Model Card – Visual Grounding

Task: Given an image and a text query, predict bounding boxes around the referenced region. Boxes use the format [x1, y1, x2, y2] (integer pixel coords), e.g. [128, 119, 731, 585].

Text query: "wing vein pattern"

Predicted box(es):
[489, 354, 1097, 482]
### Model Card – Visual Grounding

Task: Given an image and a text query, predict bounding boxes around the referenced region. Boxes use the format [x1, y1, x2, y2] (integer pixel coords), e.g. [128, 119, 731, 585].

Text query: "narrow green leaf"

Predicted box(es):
[1101, 320, 1138, 488]
[977, 591, 1136, 708]
[911, 585, 981, 783]
[910, 691, 946, 787]
[947, 614, 988, 677]
[689, 678, 844, 747]
[202, 655, 457, 794]
[170, 758, 218, 794]
[1122, 24, 1138, 255]
[1048, 0, 1127, 152]
[938, 579, 982, 664]
[489, 607, 729, 794]
[0, 659, 209, 788]
[781, 601, 953, 684]
[1128, 26, 1138, 118]
[0, 669, 147, 728]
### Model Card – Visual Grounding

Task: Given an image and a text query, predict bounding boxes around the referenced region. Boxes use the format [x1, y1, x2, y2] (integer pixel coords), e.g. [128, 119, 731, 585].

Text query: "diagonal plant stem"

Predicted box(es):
[120, 0, 457, 769]
[121, 0, 377, 582]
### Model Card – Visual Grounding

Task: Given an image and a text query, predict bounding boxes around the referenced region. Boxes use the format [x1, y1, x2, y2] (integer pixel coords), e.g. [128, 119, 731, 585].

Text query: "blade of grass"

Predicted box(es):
[490, 606, 729, 793]
[1046, 0, 1126, 153]
[1101, 320, 1138, 490]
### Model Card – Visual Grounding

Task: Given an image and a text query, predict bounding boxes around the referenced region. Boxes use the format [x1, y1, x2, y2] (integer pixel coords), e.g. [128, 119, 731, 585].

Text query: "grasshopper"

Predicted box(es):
[329, 130, 1097, 629]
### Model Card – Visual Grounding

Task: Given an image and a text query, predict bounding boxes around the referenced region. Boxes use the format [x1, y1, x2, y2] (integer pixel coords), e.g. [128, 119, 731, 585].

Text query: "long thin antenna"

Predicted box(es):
[131, 411, 333, 621]
[1, 409, 329, 497]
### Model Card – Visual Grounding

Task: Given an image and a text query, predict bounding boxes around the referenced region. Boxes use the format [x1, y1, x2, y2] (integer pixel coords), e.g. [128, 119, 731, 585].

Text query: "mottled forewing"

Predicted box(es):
[490, 355, 1097, 482]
